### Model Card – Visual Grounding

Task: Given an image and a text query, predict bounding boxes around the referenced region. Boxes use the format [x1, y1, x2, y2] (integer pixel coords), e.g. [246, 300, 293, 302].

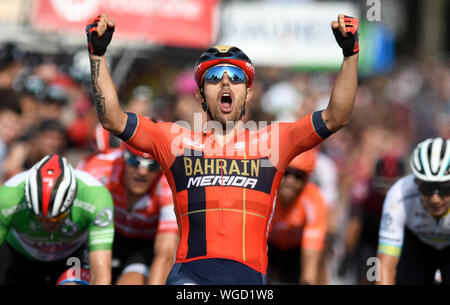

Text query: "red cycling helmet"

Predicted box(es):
[25, 154, 77, 219]
[194, 45, 255, 88]
[373, 154, 405, 189]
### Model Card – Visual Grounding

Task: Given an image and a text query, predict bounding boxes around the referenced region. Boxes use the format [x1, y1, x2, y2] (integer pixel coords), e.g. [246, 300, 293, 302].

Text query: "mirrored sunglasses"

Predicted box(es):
[125, 154, 160, 172]
[203, 65, 247, 85]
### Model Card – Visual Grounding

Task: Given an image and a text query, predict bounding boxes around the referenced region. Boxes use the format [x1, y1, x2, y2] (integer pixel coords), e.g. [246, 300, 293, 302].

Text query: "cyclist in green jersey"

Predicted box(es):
[0, 154, 114, 285]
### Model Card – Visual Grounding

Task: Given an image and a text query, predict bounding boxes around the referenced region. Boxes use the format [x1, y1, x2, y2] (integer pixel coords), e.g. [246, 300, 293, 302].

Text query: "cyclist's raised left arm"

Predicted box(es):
[321, 14, 359, 132]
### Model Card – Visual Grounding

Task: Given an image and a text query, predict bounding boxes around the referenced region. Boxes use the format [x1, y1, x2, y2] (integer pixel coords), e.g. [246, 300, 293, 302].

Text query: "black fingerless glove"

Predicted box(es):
[333, 15, 359, 57]
[86, 16, 115, 56]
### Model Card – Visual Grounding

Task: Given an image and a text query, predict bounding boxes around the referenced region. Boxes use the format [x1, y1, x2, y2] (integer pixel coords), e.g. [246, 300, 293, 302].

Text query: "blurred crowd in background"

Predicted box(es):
[0, 39, 448, 284]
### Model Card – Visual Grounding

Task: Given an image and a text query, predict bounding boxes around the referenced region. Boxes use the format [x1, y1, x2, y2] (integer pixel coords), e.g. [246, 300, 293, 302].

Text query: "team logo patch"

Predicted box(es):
[381, 214, 393, 229]
[94, 208, 113, 227]
[61, 218, 80, 237]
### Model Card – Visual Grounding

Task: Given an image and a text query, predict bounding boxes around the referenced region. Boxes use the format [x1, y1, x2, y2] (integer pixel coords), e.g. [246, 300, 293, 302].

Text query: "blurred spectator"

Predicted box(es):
[268, 149, 327, 285]
[261, 80, 302, 122]
[126, 85, 154, 117]
[38, 82, 69, 121]
[13, 74, 46, 134]
[3, 119, 67, 178]
[0, 43, 24, 89]
[0, 90, 22, 182]
[338, 154, 405, 284]
[172, 69, 204, 130]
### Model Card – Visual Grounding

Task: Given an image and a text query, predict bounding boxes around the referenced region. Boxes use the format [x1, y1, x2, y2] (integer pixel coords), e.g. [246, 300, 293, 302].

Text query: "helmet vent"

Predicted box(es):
[215, 52, 232, 57]
[238, 54, 250, 60]
[198, 55, 210, 62]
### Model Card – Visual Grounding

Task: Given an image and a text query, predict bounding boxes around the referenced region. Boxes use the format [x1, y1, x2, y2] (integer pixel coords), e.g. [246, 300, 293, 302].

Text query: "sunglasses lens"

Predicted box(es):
[126, 155, 141, 168]
[418, 184, 450, 197]
[284, 169, 306, 180]
[126, 155, 160, 171]
[35, 211, 67, 223]
[438, 188, 450, 197]
[204, 65, 247, 84]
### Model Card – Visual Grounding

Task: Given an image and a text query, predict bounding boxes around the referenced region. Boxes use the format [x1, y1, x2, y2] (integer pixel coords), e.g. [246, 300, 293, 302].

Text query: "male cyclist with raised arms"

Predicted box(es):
[86, 13, 359, 284]
[0, 154, 114, 285]
[376, 138, 450, 285]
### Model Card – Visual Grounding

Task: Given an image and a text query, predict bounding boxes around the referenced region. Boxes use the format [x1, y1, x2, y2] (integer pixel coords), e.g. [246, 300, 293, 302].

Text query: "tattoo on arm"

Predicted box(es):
[90, 59, 106, 116]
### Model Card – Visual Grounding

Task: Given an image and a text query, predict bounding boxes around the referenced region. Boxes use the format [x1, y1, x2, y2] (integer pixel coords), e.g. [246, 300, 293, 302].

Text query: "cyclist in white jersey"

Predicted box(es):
[376, 137, 450, 284]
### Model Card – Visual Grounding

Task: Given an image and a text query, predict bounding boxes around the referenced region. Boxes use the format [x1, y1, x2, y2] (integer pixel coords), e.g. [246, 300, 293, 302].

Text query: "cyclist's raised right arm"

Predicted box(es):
[87, 14, 127, 135]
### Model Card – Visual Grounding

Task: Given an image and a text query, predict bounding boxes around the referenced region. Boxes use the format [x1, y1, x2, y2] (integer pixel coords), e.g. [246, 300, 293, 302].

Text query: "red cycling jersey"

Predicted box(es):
[78, 149, 178, 240]
[118, 111, 330, 274]
[268, 182, 327, 251]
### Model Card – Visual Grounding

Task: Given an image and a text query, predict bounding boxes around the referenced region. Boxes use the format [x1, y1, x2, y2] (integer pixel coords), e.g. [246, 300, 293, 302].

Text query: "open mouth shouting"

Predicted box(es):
[219, 92, 233, 113]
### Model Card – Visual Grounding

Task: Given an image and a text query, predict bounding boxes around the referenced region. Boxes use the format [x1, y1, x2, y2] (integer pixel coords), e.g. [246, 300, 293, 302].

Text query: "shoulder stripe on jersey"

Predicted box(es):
[377, 242, 402, 257]
[117, 112, 138, 142]
[312, 111, 333, 139]
[4, 170, 30, 187]
[74, 170, 103, 186]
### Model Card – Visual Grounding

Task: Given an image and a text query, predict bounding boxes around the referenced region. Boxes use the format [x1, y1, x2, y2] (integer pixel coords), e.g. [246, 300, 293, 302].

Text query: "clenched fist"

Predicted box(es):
[86, 13, 116, 56]
[331, 14, 359, 57]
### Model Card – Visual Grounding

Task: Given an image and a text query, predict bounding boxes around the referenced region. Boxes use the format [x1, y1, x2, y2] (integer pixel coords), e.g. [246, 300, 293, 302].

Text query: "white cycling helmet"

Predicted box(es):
[410, 137, 450, 183]
[25, 154, 77, 219]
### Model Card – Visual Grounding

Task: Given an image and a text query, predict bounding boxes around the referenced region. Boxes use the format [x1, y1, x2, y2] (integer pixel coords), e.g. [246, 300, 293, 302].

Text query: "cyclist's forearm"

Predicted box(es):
[147, 255, 174, 285]
[322, 54, 358, 132]
[88, 249, 112, 285]
[89, 54, 127, 135]
[376, 253, 398, 285]
[147, 232, 178, 285]
[300, 248, 322, 285]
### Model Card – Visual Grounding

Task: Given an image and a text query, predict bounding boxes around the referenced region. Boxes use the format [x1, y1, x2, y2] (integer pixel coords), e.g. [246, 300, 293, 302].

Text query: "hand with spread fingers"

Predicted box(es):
[86, 13, 116, 56]
[331, 14, 359, 57]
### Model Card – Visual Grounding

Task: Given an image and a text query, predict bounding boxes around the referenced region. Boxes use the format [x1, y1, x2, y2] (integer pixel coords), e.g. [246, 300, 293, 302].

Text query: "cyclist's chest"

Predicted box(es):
[407, 202, 450, 241]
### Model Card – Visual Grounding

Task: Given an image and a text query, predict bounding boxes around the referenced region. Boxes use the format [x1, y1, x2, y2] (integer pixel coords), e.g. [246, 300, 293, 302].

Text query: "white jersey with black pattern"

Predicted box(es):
[378, 175, 450, 257]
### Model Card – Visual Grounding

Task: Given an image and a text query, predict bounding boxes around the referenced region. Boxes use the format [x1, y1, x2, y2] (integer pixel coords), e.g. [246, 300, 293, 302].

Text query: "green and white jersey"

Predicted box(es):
[0, 169, 114, 261]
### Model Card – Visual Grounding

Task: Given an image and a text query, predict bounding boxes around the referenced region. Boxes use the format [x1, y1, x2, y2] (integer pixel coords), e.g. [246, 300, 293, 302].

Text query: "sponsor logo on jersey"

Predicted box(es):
[1, 202, 27, 218]
[187, 175, 258, 189]
[73, 200, 96, 214]
[94, 208, 113, 227]
[171, 154, 277, 194]
[61, 218, 80, 237]
[381, 213, 393, 229]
